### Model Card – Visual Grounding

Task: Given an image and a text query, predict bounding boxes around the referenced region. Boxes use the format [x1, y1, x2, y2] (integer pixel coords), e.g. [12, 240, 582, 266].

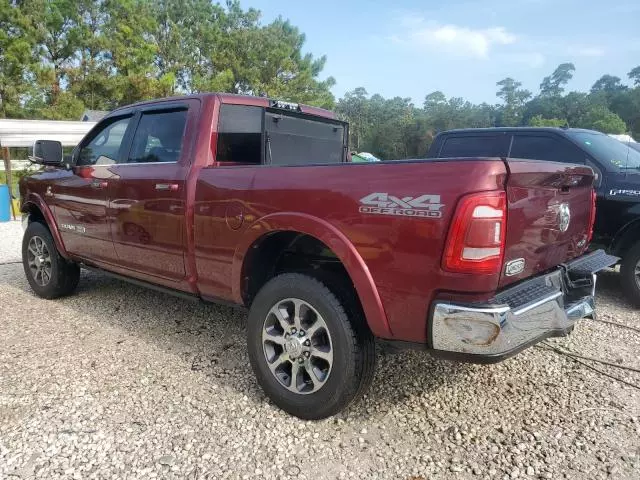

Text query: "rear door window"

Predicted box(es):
[439, 135, 504, 158]
[127, 109, 188, 164]
[509, 135, 584, 164]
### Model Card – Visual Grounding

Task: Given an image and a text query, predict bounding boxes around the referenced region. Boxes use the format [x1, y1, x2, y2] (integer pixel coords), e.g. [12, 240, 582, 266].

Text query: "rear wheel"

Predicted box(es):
[22, 221, 80, 299]
[620, 242, 640, 307]
[247, 273, 375, 419]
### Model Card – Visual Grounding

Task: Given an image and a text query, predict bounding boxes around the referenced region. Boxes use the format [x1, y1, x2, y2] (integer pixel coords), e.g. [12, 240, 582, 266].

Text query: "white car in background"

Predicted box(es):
[609, 133, 640, 153]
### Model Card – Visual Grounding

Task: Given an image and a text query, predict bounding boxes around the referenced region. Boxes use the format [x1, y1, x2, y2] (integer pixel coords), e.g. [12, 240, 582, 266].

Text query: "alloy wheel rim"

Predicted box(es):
[27, 236, 52, 286]
[261, 298, 333, 395]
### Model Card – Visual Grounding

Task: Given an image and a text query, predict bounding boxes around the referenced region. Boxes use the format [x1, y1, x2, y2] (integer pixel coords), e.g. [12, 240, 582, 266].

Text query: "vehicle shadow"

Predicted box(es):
[593, 267, 631, 306]
[1, 266, 469, 418]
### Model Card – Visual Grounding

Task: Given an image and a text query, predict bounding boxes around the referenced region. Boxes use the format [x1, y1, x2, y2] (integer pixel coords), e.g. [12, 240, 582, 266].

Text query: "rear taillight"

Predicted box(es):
[443, 191, 507, 274]
[587, 189, 597, 243]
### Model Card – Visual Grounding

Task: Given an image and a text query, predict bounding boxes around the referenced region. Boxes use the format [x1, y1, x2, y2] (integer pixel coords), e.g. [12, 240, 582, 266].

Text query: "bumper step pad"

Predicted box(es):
[566, 250, 619, 277]
[493, 279, 558, 312]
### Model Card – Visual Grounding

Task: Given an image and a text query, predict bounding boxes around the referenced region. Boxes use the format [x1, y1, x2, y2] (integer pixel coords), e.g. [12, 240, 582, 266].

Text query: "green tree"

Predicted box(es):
[423, 92, 496, 132]
[151, 0, 225, 93]
[528, 115, 566, 127]
[628, 66, 640, 87]
[579, 105, 628, 134]
[562, 91, 591, 126]
[540, 63, 575, 97]
[23, 0, 83, 109]
[496, 77, 531, 126]
[591, 75, 627, 94]
[423, 91, 447, 110]
[225, 16, 335, 107]
[102, 0, 171, 106]
[0, 1, 36, 117]
[336, 87, 370, 150]
[609, 87, 640, 139]
[366, 95, 414, 159]
[522, 96, 564, 125]
[66, 0, 116, 110]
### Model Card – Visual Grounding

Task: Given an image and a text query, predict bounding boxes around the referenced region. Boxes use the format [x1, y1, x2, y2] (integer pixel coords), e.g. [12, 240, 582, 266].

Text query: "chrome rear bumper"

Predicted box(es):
[430, 250, 618, 363]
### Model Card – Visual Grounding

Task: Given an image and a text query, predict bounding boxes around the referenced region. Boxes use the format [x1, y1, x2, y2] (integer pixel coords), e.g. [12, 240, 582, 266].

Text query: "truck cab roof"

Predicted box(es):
[428, 127, 640, 173]
[440, 126, 599, 136]
[110, 93, 337, 121]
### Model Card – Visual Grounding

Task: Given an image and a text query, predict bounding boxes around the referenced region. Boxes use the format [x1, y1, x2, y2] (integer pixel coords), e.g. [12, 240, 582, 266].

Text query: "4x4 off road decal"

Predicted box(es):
[359, 192, 444, 218]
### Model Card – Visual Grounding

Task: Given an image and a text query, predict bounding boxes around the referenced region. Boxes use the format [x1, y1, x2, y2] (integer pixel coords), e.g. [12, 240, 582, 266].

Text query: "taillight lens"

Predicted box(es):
[587, 189, 597, 243]
[443, 191, 507, 274]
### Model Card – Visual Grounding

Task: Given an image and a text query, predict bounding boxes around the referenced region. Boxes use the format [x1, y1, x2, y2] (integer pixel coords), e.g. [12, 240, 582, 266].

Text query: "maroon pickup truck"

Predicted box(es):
[20, 93, 617, 419]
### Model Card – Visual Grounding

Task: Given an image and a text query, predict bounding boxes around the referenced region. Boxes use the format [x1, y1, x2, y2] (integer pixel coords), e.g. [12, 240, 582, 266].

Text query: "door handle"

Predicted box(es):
[155, 183, 179, 192]
[91, 180, 108, 189]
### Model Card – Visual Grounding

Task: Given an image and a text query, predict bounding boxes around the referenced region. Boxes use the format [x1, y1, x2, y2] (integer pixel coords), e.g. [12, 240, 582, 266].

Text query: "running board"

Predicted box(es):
[81, 264, 245, 310]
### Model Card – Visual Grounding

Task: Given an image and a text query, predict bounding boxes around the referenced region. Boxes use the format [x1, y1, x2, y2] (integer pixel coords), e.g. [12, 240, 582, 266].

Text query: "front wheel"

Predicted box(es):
[620, 242, 640, 307]
[22, 221, 80, 299]
[247, 273, 375, 419]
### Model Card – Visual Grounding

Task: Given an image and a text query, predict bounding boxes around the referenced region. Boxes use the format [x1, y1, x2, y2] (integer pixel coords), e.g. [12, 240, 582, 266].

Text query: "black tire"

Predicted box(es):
[247, 273, 376, 419]
[620, 241, 640, 307]
[22, 221, 80, 299]
[307, 269, 377, 401]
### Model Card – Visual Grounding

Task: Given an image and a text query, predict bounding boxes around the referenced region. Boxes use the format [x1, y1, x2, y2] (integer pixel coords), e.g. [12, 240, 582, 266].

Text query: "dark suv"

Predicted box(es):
[427, 127, 640, 306]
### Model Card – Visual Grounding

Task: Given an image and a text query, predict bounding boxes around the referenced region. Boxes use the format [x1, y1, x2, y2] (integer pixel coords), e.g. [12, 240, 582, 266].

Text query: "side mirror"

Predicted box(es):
[29, 140, 63, 166]
[585, 159, 603, 188]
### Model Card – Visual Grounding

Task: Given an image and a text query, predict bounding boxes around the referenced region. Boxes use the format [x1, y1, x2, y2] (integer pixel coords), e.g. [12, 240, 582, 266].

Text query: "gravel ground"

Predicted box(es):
[1, 220, 639, 479]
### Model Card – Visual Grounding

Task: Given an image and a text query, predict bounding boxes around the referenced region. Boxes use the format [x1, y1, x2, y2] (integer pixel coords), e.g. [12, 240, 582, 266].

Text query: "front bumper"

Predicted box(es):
[430, 249, 618, 363]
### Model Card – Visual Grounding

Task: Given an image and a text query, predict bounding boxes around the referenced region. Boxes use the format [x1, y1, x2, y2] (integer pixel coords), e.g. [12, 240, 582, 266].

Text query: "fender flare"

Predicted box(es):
[231, 212, 392, 338]
[21, 193, 70, 259]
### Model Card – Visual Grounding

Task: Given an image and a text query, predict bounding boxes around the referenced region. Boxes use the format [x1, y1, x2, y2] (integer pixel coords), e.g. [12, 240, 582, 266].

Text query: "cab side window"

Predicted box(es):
[127, 109, 188, 164]
[509, 135, 583, 164]
[77, 116, 132, 166]
[439, 136, 503, 158]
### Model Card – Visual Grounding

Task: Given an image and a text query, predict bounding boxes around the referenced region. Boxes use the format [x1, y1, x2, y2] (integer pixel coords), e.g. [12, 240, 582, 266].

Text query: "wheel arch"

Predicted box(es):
[21, 193, 70, 259]
[232, 212, 392, 338]
[610, 218, 640, 259]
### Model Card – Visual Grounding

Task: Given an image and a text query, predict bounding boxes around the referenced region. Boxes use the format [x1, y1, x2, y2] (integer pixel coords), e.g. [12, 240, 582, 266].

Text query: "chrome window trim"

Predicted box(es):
[76, 161, 179, 167]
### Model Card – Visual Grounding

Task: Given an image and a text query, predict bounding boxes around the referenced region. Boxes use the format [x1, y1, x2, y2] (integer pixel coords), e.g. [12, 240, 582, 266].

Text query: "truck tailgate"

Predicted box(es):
[500, 160, 595, 288]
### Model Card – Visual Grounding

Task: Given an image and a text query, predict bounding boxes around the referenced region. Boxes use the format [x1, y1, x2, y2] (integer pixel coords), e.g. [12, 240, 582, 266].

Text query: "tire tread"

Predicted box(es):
[247, 273, 376, 419]
[620, 242, 640, 307]
[22, 221, 80, 299]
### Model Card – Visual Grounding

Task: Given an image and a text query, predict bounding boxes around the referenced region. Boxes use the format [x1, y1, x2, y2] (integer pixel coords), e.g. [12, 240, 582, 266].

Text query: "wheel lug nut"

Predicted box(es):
[291, 328, 297, 334]
[298, 358, 304, 364]
[304, 351, 310, 358]
[304, 340, 310, 346]
[298, 330, 305, 337]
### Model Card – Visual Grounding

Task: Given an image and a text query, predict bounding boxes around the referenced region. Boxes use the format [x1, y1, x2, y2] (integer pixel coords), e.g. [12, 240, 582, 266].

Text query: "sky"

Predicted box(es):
[248, 0, 640, 105]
